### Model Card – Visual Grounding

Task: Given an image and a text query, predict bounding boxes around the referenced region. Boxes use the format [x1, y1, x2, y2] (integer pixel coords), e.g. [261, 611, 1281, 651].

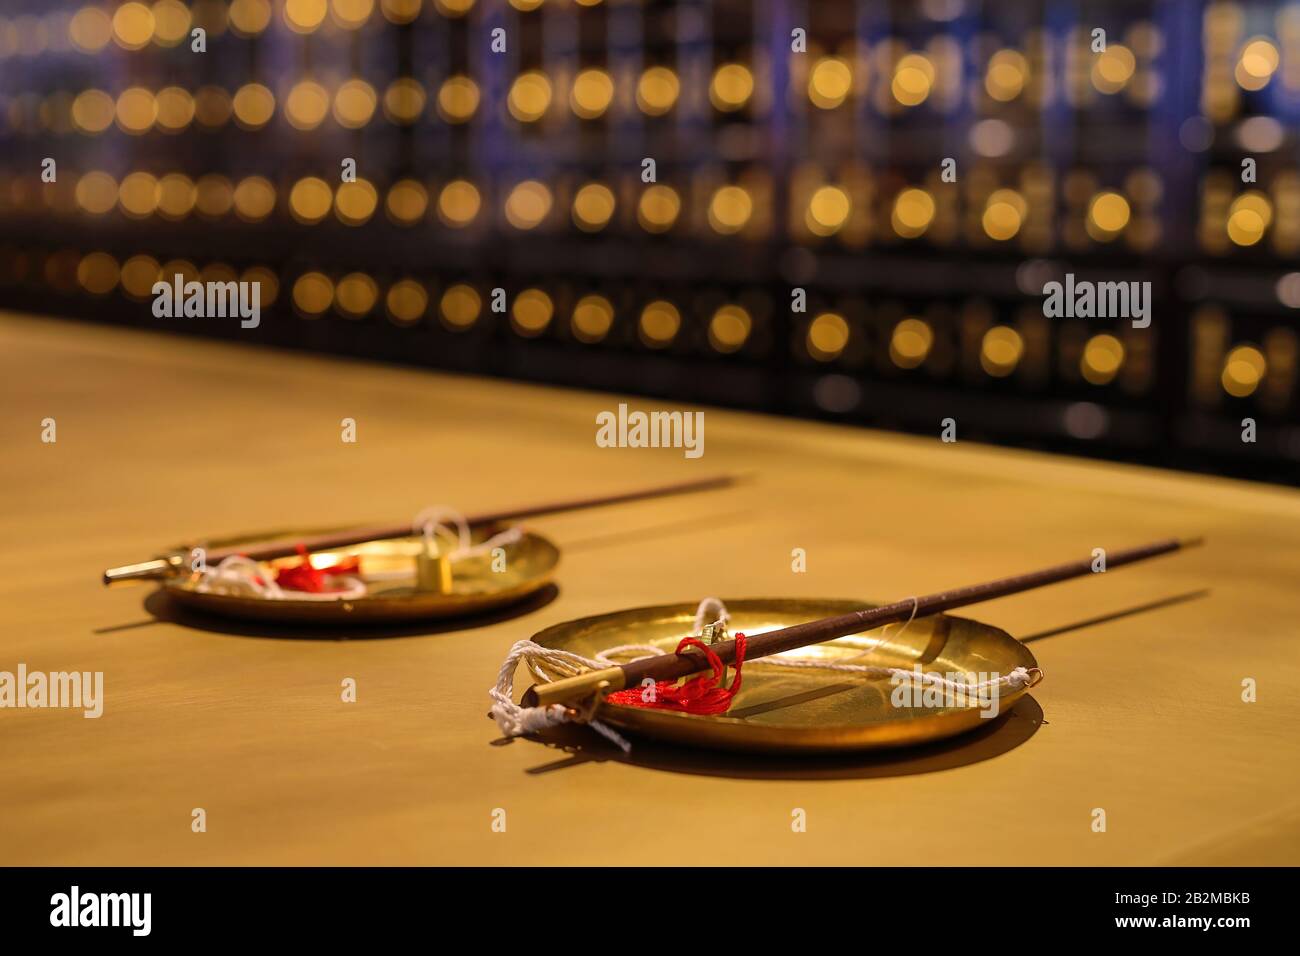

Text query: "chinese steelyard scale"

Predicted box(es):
[492, 537, 1202, 753]
[100, 475, 735, 624]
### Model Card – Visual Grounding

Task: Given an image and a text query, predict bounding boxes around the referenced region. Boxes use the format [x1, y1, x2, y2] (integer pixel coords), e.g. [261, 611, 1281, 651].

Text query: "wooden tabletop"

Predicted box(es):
[2, 313, 1297, 865]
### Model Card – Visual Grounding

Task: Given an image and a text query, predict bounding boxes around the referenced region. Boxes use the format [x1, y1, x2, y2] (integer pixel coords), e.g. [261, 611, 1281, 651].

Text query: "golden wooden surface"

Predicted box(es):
[2, 313, 1298, 866]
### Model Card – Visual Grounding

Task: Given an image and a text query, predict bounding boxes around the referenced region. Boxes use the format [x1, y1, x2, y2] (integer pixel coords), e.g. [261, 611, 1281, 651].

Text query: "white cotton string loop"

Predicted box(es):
[692, 596, 730, 633]
[488, 640, 632, 753]
[412, 506, 471, 555]
[195, 555, 281, 597]
[411, 506, 524, 560]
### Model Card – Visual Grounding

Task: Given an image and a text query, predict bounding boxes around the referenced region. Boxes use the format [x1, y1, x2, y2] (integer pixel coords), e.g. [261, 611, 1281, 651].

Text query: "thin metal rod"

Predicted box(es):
[612, 537, 1201, 689]
[102, 474, 737, 585]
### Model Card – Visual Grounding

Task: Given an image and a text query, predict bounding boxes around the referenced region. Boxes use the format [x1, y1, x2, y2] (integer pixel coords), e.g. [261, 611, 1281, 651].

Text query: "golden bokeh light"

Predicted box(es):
[437, 179, 480, 227]
[809, 56, 853, 109]
[708, 185, 753, 235]
[806, 185, 850, 237]
[118, 171, 159, 219]
[982, 189, 1026, 241]
[1227, 192, 1273, 246]
[807, 312, 850, 361]
[120, 255, 162, 299]
[293, 271, 334, 315]
[1081, 333, 1125, 384]
[382, 0, 424, 24]
[75, 171, 118, 215]
[572, 183, 616, 232]
[980, 325, 1024, 376]
[386, 180, 429, 225]
[232, 83, 276, 130]
[69, 7, 113, 53]
[439, 284, 480, 329]
[511, 288, 554, 337]
[639, 300, 681, 348]
[71, 90, 115, 134]
[985, 49, 1027, 102]
[508, 71, 552, 123]
[383, 78, 426, 124]
[571, 295, 615, 343]
[286, 80, 331, 131]
[115, 87, 157, 134]
[335, 272, 379, 318]
[504, 181, 552, 230]
[155, 86, 195, 132]
[331, 0, 376, 29]
[112, 2, 155, 50]
[1221, 344, 1267, 397]
[335, 180, 379, 226]
[638, 185, 680, 233]
[1237, 37, 1279, 91]
[437, 76, 479, 123]
[386, 279, 428, 325]
[892, 53, 934, 107]
[289, 176, 333, 224]
[284, 0, 328, 33]
[710, 63, 754, 112]
[195, 174, 234, 218]
[333, 79, 378, 128]
[157, 173, 197, 220]
[708, 304, 752, 353]
[571, 69, 614, 119]
[890, 317, 934, 368]
[892, 188, 935, 238]
[233, 176, 277, 222]
[1087, 191, 1131, 240]
[434, 0, 474, 16]
[229, 0, 273, 36]
[637, 66, 679, 116]
[152, 0, 192, 46]
[77, 252, 120, 295]
[194, 85, 233, 127]
[1092, 44, 1136, 94]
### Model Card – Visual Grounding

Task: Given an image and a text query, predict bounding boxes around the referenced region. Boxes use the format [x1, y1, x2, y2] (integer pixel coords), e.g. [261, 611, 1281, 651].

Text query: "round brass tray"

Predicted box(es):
[161, 524, 559, 624]
[528, 598, 1039, 753]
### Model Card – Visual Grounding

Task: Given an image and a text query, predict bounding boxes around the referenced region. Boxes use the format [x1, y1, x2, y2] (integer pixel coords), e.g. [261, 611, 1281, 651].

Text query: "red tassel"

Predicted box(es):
[607, 632, 747, 716]
[274, 545, 361, 593]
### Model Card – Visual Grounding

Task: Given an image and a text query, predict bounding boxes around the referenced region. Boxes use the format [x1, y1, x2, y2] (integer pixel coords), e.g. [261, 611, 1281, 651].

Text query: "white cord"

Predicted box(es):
[411, 506, 524, 560]
[692, 596, 730, 633]
[488, 640, 632, 753]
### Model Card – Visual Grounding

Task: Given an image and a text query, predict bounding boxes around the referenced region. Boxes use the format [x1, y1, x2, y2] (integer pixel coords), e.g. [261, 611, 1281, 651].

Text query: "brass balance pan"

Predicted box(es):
[160, 523, 559, 625]
[527, 598, 1039, 753]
